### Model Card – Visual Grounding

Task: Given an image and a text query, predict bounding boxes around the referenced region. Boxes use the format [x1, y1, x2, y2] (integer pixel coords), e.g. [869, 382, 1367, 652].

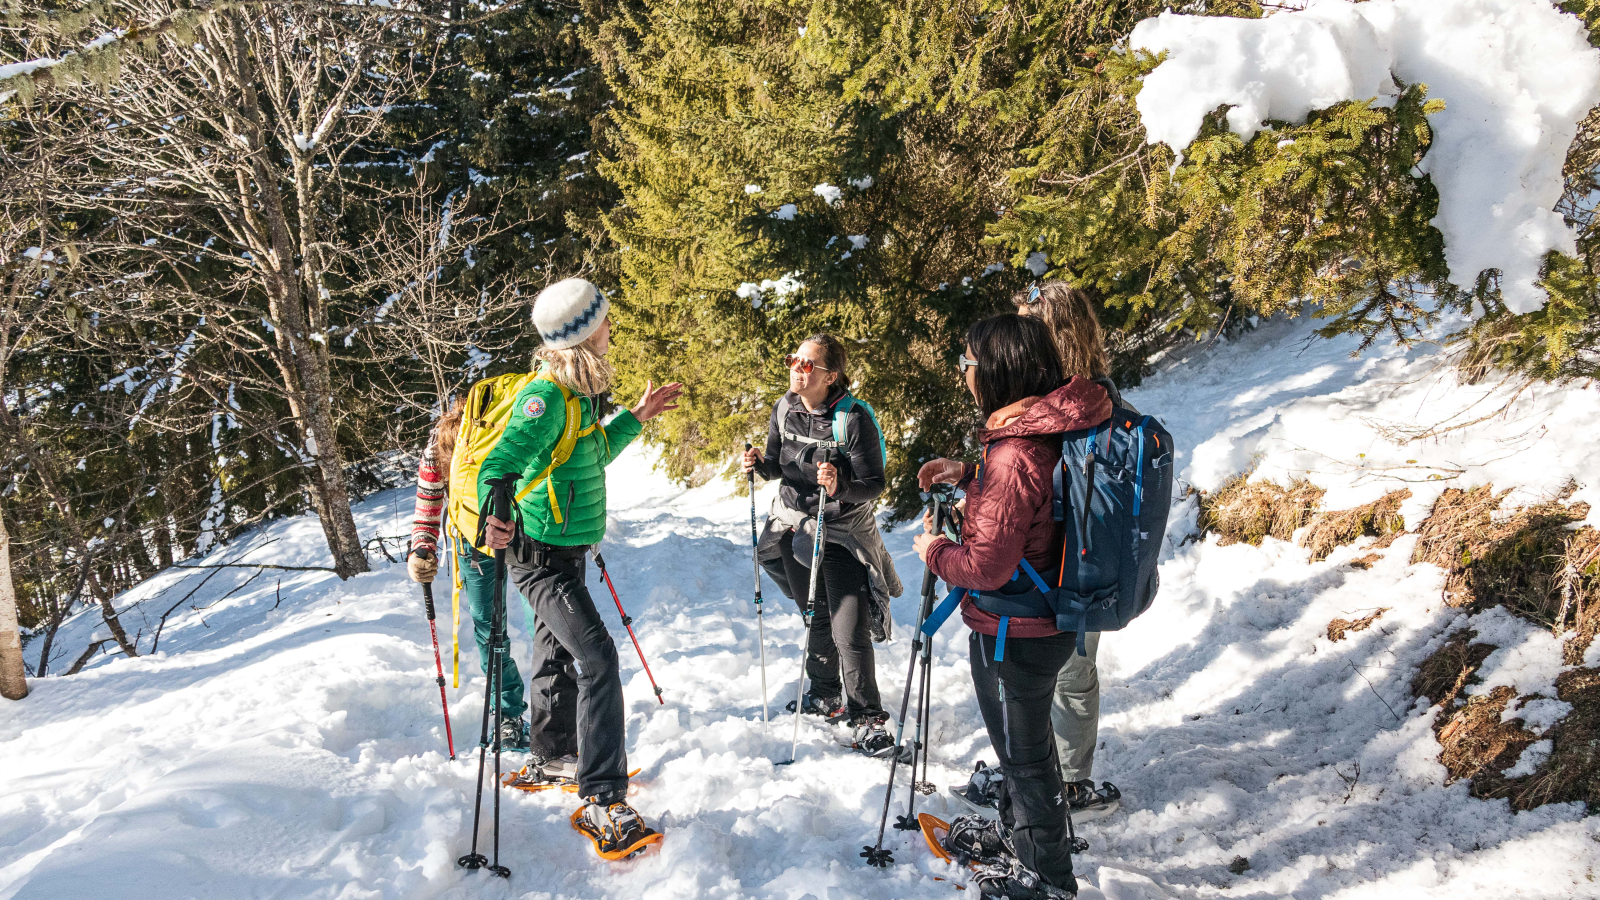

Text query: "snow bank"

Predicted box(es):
[1130, 0, 1600, 313]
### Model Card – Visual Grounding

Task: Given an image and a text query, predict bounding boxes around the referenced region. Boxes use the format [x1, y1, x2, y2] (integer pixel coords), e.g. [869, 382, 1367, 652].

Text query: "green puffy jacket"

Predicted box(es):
[476, 373, 642, 547]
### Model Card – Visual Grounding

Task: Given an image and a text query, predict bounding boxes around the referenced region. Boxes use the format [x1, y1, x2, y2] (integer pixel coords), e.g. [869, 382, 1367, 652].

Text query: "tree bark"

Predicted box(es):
[154, 515, 174, 570]
[0, 511, 30, 700]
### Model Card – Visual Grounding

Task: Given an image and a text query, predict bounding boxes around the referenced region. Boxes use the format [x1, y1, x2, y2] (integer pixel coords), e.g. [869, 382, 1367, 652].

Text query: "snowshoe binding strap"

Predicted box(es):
[570, 800, 663, 861]
[942, 813, 1012, 866]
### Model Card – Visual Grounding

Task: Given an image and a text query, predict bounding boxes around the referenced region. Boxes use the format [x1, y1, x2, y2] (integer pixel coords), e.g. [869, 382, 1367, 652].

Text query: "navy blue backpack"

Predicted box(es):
[924, 401, 1175, 657]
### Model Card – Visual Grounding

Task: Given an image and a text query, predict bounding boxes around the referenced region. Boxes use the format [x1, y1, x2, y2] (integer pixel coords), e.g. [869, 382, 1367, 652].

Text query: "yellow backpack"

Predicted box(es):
[441, 369, 593, 684]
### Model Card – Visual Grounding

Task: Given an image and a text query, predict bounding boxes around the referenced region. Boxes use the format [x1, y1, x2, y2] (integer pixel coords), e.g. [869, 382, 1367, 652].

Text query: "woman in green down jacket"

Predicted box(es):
[478, 277, 681, 857]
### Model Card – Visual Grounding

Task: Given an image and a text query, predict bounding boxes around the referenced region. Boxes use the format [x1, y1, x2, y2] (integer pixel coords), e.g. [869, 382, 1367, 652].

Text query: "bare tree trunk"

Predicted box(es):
[34, 581, 69, 678]
[90, 573, 138, 659]
[0, 511, 29, 700]
[154, 516, 174, 570]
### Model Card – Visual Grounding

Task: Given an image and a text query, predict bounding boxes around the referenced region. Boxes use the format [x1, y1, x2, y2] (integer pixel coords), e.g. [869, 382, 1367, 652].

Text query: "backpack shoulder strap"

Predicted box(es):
[513, 373, 587, 523]
[831, 396, 855, 447]
[833, 394, 888, 465]
[777, 393, 836, 448]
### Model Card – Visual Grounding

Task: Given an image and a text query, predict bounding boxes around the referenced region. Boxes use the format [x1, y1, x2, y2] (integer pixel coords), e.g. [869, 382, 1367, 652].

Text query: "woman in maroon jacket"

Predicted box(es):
[912, 313, 1111, 900]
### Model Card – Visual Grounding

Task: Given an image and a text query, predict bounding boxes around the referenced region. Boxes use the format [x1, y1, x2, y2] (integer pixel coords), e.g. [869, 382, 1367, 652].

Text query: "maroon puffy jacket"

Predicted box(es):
[926, 377, 1112, 637]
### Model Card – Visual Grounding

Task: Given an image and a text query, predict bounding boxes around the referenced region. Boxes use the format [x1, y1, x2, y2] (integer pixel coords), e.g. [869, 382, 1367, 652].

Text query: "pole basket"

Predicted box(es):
[860, 846, 894, 868]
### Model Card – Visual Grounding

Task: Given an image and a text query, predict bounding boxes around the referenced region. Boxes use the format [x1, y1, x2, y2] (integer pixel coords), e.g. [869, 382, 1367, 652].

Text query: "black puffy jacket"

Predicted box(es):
[751, 384, 886, 518]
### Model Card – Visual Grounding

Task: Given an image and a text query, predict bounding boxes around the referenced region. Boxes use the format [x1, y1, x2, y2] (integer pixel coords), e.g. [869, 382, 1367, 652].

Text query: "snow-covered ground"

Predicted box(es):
[4, 315, 1598, 899]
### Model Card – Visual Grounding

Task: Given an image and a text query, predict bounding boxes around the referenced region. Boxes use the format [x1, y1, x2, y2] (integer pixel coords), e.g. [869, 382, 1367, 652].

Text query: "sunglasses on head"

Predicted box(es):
[1025, 281, 1042, 305]
[784, 354, 830, 374]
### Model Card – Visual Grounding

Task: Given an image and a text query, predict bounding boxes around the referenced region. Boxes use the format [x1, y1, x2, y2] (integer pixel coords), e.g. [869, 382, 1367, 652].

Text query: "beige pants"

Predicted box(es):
[1051, 631, 1100, 784]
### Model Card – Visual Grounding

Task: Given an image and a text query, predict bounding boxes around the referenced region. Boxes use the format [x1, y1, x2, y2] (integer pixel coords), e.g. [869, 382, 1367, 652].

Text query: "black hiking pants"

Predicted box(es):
[775, 530, 883, 720]
[969, 629, 1078, 894]
[503, 539, 628, 800]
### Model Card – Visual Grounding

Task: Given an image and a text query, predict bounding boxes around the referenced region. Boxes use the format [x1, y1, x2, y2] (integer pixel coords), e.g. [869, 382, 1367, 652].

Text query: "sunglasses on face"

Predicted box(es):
[784, 354, 831, 374]
[957, 353, 979, 373]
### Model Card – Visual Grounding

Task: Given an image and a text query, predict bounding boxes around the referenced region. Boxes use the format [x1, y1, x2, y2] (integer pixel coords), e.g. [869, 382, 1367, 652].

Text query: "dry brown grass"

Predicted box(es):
[1327, 608, 1388, 642]
[1347, 553, 1383, 570]
[1198, 473, 1325, 547]
[1393, 484, 1600, 814]
[1471, 667, 1600, 812]
[1300, 489, 1411, 562]
[1411, 629, 1497, 708]
[1436, 686, 1539, 784]
[1410, 485, 1600, 634]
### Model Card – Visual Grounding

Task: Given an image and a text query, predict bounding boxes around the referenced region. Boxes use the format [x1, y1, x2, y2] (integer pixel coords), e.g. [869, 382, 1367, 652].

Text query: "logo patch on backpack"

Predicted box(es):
[523, 397, 546, 418]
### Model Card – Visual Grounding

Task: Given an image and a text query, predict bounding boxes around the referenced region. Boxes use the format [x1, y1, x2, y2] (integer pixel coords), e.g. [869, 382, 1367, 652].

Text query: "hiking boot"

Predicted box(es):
[492, 716, 529, 753]
[971, 856, 1076, 899]
[850, 714, 912, 762]
[786, 691, 847, 719]
[950, 760, 1004, 813]
[1063, 779, 1120, 821]
[529, 752, 579, 781]
[510, 751, 578, 787]
[942, 813, 1013, 864]
[575, 794, 662, 860]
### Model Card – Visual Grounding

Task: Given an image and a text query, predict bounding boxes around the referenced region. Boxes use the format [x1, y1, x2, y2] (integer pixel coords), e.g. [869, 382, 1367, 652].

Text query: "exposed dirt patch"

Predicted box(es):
[1198, 473, 1324, 547]
[1301, 489, 1411, 562]
[1327, 608, 1388, 642]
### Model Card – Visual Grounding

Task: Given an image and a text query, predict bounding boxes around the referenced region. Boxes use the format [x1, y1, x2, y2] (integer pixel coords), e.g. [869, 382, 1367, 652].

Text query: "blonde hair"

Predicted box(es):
[430, 396, 468, 484]
[535, 330, 614, 397]
[1012, 281, 1109, 380]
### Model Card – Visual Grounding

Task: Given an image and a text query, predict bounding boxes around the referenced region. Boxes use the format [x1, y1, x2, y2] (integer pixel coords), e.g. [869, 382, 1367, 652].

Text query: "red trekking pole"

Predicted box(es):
[420, 572, 457, 759]
[592, 550, 665, 705]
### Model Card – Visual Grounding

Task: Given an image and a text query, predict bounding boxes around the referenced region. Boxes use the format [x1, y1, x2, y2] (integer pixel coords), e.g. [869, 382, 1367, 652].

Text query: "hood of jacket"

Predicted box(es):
[977, 376, 1112, 442]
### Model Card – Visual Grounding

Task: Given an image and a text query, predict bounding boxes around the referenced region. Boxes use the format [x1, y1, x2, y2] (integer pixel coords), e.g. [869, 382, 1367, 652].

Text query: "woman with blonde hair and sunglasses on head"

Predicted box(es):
[740, 334, 903, 758]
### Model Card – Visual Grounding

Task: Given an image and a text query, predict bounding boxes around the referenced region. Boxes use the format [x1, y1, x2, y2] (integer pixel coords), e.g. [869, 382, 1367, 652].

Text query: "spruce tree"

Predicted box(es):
[590, 0, 1030, 516]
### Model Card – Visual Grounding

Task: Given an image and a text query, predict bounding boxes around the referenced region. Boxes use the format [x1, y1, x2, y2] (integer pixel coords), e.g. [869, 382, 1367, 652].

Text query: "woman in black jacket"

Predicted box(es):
[741, 333, 903, 756]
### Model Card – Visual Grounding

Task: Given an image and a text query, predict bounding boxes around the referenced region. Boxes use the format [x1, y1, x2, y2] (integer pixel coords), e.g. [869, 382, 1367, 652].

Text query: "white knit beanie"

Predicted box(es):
[532, 277, 609, 349]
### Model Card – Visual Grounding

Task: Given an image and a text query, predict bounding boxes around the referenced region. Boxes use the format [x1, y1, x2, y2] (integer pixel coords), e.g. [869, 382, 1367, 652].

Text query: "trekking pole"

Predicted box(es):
[458, 476, 515, 879]
[899, 604, 939, 829]
[900, 492, 957, 830]
[421, 573, 456, 760]
[747, 442, 769, 726]
[593, 550, 665, 704]
[863, 491, 945, 866]
[780, 448, 831, 766]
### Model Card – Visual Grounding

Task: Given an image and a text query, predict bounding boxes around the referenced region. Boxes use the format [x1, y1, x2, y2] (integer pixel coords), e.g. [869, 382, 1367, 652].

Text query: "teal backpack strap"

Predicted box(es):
[831, 395, 888, 464]
[831, 396, 853, 447]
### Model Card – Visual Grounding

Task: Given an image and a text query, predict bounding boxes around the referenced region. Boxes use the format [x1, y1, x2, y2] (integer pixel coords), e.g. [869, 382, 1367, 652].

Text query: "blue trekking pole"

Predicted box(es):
[781, 448, 830, 765]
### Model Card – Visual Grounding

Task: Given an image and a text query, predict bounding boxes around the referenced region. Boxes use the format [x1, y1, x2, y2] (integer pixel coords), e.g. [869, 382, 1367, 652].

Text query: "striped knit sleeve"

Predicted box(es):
[411, 444, 445, 553]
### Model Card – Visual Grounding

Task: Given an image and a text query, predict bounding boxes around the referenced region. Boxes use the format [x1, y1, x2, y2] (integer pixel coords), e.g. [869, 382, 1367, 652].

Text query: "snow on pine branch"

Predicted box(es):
[1129, 0, 1600, 314]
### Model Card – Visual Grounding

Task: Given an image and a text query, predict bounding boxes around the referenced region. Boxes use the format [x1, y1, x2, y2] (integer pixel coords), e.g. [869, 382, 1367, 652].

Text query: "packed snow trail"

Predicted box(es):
[5, 316, 1598, 899]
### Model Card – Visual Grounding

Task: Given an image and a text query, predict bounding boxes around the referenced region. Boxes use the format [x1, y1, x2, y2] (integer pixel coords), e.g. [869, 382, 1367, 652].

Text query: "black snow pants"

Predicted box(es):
[774, 529, 883, 720]
[503, 538, 628, 801]
[968, 629, 1078, 894]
